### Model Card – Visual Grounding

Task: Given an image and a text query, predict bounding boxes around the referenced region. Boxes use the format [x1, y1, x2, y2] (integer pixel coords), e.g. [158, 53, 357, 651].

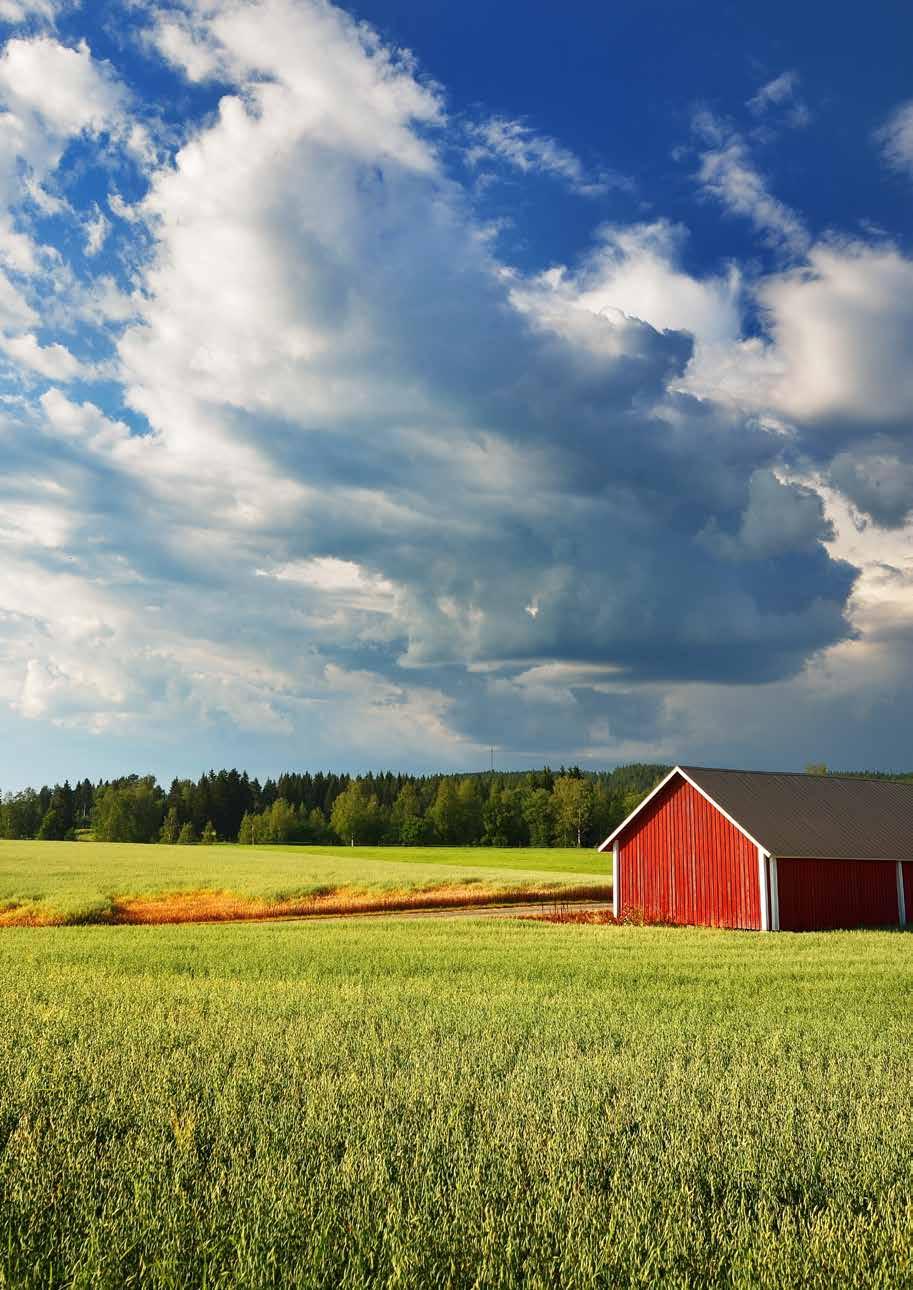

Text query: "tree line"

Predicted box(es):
[0, 764, 669, 847]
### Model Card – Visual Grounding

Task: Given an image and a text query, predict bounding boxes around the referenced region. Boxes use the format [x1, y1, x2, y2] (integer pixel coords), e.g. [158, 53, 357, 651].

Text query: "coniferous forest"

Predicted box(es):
[0, 765, 670, 848]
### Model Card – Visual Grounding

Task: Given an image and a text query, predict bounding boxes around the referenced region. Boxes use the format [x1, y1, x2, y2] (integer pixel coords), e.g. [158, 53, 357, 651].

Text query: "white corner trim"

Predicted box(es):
[758, 846, 770, 931]
[612, 840, 619, 919]
[898, 861, 907, 929]
[769, 857, 780, 932]
[597, 765, 770, 856]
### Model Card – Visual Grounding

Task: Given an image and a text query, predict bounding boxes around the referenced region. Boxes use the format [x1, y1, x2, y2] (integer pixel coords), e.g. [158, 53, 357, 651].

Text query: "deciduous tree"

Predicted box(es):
[552, 776, 594, 847]
[522, 788, 555, 847]
[330, 781, 379, 846]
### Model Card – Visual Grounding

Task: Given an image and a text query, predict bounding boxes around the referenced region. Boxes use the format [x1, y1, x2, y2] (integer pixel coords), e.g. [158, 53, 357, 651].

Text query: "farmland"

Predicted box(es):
[0, 840, 607, 925]
[1, 917, 911, 1287]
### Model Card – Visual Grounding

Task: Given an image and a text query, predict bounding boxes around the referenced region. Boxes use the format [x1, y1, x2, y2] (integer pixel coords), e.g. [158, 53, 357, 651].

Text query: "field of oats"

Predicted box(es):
[0, 840, 607, 925]
[1, 916, 911, 1288]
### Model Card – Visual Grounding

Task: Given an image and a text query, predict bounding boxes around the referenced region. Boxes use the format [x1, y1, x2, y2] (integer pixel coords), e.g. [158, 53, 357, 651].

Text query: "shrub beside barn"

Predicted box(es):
[599, 766, 913, 931]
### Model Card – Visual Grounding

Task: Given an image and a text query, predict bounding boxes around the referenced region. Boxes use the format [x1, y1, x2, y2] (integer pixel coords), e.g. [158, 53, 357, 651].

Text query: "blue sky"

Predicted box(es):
[1, 0, 913, 788]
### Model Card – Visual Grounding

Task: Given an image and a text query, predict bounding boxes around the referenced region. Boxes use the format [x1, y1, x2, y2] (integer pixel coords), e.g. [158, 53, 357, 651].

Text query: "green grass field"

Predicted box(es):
[0, 841, 606, 924]
[1, 918, 911, 1287]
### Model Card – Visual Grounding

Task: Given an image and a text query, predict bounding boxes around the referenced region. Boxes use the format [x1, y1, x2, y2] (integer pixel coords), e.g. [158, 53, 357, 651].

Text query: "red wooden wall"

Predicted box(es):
[776, 858, 898, 931]
[618, 775, 761, 929]
[903, 862, 913, 926]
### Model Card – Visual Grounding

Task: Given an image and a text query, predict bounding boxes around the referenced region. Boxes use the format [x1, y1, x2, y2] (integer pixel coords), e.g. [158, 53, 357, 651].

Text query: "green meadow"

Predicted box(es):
[0, 840, 606, 924]
[1, 917, 911, 1287]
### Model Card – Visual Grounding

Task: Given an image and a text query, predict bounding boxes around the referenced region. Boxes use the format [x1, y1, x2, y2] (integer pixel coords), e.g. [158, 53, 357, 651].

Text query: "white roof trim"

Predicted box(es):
[597, 765, 770, 856]
[597, 766, 680, 852]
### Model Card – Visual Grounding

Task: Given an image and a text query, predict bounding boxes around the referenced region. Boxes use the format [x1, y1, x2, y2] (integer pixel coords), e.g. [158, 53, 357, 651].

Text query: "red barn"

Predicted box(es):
[598, 766, 913, 931]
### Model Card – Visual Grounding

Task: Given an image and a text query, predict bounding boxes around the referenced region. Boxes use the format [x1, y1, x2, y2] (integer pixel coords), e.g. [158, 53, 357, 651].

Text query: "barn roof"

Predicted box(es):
[601, 765, 913, 860]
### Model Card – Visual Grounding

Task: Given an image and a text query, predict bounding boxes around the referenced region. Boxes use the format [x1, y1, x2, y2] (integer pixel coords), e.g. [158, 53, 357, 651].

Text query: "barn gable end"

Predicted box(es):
[610, 772, 763, 930]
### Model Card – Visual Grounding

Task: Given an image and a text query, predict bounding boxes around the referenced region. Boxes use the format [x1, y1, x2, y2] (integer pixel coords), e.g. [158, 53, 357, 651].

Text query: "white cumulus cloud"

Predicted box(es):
[0, 0, 911, 776]
[1, 331, 82, 380]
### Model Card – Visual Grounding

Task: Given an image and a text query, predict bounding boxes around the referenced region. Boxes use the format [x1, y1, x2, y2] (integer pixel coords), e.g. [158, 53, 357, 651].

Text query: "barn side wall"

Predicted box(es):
[618, 776, 761, 929]
[776, 858, 899, 932]
[902, 862, 912, 926]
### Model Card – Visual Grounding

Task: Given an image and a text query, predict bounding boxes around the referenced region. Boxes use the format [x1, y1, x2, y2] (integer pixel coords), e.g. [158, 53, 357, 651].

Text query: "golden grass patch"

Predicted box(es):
[0, 882, 612, 927]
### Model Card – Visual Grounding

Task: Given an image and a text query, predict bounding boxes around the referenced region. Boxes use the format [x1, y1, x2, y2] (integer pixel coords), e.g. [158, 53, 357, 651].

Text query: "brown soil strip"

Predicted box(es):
[0, 883, 612, 928]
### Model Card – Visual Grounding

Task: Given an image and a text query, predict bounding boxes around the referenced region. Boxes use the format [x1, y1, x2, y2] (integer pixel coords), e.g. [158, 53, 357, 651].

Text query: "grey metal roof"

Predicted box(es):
[680, 766, 913, 860]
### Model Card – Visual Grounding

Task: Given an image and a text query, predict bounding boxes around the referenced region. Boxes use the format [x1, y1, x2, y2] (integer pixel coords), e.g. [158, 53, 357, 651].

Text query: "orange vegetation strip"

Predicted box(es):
[524, 905, 678, 927]
[0, 883, 613, 928]
[525, 908, 619, 926]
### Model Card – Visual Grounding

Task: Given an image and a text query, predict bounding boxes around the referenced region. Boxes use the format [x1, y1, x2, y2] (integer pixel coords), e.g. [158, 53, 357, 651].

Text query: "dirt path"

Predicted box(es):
[388, 898, 610, 920]
[261, 898, 612, 924]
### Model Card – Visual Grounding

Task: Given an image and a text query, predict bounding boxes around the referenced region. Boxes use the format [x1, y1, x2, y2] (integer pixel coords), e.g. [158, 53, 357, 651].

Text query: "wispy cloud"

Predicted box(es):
[693, 110, 809, 254]
[83, 205, 110, 257]
[747, 70, 810, 127]
[878, 100, 913, 177]
[466, 116, 621, 196]
[0, 0, 60, 23]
